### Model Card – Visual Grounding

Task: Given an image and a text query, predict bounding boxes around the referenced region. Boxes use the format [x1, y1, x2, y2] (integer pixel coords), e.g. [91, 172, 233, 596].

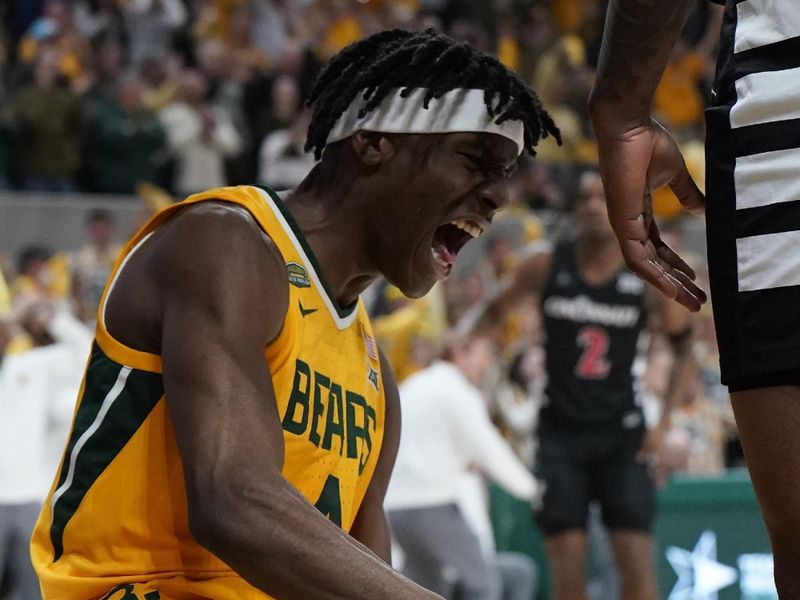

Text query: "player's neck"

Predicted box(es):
[576, 236, 624, 281]
[284, 188, 378, 308]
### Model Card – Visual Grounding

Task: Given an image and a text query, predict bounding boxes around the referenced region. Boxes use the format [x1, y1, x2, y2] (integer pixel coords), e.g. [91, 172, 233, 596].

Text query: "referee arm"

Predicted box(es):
[589, 0, 706, 311]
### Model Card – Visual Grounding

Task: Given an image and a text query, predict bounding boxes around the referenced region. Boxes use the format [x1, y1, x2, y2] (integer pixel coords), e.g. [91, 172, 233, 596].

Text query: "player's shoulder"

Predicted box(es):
[165, 199, 264, 236]
[149, 200, 290, 315]
[156, 201, 283, 270]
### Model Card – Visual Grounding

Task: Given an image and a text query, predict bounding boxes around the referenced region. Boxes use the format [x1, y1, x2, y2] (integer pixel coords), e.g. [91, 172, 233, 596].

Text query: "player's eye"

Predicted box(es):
[457, 152, 507, 178]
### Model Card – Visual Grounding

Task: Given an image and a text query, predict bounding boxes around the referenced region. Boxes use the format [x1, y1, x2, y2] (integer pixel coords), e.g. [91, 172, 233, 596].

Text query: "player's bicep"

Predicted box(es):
[350, 350, 400, 562]
[155, 204, 290, 505]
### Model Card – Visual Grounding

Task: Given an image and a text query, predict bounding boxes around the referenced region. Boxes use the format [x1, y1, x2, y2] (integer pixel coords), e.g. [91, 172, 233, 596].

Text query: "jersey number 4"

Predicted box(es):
[575, 326, 611, 380]
[314, 474, 343, 527]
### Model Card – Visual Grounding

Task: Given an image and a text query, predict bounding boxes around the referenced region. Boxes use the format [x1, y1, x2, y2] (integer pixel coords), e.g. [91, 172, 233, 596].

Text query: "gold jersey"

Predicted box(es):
[31, 186, 386, 600]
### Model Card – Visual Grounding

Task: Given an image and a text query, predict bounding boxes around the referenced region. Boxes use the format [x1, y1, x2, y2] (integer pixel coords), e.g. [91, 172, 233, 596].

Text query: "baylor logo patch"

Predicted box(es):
[287, 262, 311, 288]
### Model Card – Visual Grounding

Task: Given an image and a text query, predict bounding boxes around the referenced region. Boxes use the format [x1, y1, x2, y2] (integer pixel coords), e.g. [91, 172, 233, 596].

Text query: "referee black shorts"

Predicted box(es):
[706, 0, 800, 391]
[533, 422, 655, 536]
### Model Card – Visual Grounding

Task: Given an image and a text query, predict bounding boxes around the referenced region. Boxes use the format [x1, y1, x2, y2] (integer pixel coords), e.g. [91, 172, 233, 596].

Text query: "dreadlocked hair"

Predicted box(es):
[304, 28, 561, 159]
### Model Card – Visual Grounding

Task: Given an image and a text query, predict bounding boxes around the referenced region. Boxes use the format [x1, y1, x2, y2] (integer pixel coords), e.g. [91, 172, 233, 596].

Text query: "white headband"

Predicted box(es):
[325, 88, 525, 155]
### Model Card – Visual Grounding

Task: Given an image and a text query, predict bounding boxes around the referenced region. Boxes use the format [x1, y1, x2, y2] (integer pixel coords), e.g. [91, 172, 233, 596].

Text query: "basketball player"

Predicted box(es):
[29, 29, 559, 599]
[475, 171, 691, 600]
[589, 1, 800, 594]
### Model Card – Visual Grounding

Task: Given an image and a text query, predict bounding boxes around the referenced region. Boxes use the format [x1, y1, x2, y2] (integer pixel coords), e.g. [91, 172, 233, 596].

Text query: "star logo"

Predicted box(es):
[367, 366, 380, 391]
[666, 530, 738, 600]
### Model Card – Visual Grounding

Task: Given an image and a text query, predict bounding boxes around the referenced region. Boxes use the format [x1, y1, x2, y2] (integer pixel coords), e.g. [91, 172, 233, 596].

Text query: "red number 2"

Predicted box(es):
[575, 326, 611, 379]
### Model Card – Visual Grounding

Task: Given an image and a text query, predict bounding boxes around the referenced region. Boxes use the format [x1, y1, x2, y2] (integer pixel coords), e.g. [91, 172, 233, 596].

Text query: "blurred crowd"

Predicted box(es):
[0, 0, 721, 197]
[0, 1, 741, 598]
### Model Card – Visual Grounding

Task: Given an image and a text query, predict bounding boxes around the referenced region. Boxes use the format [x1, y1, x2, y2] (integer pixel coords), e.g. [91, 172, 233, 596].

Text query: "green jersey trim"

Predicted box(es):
[253, 185, 359, 328]
[50, 343, 163, 561]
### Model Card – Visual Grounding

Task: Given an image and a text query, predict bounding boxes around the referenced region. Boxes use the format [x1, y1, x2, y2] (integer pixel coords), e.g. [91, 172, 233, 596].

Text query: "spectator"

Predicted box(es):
[511, 159, 570, 241]
[159, 69, 242, 196]
[663, 359, 731, 476]
[12, 49, 83, 192]
[16, 0, 90, 90]
[83, 75, 167, 194]
[493, 345, 546, 467]
[138, 55, 180, 112]
[257, 110, 316, 190]
[251, 0, 295, 62]
[70, 209, 123, 324]
[195, 39, 256, 183]
[0, 299, 92, 600]
[227, 4, 270, 75]
[457, 473, 539, 600]
[260, 73, 302, 141]
[385, 331, 540, 600]
[11, 245, 54, 301]
[372, 284, 448, 384]
[84, 36, 126, 104]
[72, 0, 126, 42]
[120, 0, 187, 67]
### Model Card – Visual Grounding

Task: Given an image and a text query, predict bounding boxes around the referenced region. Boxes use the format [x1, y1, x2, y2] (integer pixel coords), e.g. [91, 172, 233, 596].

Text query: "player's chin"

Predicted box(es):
[395, 274, 436, 299]
[392, 259, 439, 299]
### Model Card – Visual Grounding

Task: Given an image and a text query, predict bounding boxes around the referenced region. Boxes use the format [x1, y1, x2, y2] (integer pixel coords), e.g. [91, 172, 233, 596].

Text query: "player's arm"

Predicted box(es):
[462, 243, 552, 332]
[349, 349, 401, 562]
[652, 291, 694, 431]
[639, 289, 695, 467]
[588, 0, 706, 311]
[156, 205, 441, 600]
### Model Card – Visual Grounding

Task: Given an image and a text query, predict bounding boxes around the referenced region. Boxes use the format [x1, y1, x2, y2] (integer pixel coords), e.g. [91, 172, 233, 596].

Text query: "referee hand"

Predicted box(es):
[594, 117, 707, 312]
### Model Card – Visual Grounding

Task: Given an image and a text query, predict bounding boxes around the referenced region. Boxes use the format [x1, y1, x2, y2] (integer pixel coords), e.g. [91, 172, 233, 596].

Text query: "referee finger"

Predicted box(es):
[669, 163, 706, 217]
[619, 239, 680, 300]
[653, 235, 696, 281]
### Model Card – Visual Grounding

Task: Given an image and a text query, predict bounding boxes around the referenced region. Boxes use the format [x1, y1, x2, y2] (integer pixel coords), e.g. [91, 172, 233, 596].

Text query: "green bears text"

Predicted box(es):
[282, 358, 376, 474]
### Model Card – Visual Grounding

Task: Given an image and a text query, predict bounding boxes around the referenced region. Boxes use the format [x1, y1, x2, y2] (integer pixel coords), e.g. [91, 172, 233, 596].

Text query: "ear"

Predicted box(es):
[350, 131, 396, 167]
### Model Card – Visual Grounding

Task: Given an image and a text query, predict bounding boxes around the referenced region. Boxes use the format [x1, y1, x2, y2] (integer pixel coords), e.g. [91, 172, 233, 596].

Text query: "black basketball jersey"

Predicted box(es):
[540, 242, 648, 429]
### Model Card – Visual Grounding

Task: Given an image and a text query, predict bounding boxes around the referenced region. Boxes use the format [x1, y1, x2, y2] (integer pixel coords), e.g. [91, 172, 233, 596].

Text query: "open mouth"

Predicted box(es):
[431, 218, 484, 276]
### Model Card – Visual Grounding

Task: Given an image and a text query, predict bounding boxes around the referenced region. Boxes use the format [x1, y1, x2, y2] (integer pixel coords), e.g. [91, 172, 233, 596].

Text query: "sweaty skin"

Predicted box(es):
[589, 0, 706, 312]
[103, 130, 518, 599]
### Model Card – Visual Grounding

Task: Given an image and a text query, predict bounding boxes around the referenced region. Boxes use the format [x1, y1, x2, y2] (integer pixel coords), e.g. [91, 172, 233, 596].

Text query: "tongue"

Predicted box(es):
[432, 238, 456, 265]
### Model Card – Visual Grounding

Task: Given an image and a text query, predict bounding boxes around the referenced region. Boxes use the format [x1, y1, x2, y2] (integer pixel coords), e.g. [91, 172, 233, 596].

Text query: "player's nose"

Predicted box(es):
[480, 179, 512, 217]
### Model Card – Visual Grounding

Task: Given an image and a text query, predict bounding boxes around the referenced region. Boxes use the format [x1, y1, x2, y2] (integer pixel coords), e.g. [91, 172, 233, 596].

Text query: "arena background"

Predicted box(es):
[0, 1, 776, 598]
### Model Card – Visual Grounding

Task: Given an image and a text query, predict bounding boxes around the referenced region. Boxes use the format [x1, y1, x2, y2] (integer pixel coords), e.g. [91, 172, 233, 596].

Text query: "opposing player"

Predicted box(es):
[475, 171, 691, 600]
[589, 1, 800, 594]
[30, 29, 559, 599]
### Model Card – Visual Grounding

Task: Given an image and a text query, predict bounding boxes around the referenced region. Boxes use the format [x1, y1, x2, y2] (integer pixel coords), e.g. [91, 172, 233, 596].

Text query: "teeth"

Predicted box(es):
[431, 247, 449, 270]
[452, 218, 483, 238]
